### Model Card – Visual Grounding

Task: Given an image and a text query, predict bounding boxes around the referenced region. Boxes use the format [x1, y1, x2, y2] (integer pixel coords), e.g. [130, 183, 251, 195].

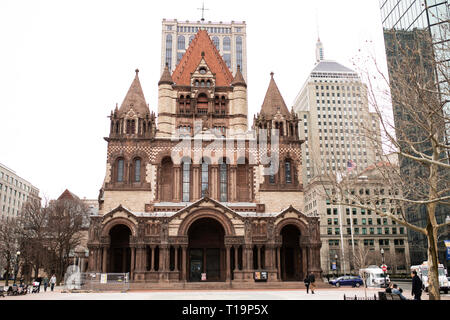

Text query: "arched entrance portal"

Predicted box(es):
[109, 224, 131, 273]
[280, 225, 302, 281]
[188, 218, 225, 282]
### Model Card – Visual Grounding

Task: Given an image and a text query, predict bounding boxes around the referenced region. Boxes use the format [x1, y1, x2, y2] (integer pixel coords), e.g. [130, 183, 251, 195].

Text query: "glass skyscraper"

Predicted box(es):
[379, 0, 449, 266]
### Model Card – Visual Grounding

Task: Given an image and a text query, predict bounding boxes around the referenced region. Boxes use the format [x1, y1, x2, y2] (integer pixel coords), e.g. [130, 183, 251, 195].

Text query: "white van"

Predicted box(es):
[411, 262, 449, 294]
[360, 265, 390, 287]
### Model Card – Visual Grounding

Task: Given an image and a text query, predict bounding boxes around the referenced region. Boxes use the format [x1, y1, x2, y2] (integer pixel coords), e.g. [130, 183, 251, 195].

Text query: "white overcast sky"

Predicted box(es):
[0, 0, 390, 200]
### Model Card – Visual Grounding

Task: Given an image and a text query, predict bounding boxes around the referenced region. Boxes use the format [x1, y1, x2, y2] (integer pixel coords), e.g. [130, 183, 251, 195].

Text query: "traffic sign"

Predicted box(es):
[381, 264, 387, 272]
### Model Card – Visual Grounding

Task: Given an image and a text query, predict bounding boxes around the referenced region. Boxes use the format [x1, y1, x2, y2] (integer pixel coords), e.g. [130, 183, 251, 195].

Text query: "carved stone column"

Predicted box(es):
[173, 165, 181, 202]
[233, 245, 239, 271]
[96, 247, 102, 272]
[174, 246, 179, 271]
[230, 165, 237, 202]
[192, 165, 200, 200]
[211, 166, 218, 200]
[102, 247, 108, 273]
[130, 246, 135, 276]
[226, 245, 231, 281]
[150, 246, 155, 271]
[181, 245, 187, 281]
[277, 246, 281, 280]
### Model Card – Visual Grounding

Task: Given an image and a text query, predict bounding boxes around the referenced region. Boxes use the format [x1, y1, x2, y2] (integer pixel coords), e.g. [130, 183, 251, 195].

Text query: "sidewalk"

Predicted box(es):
[3, 286, 449, 300]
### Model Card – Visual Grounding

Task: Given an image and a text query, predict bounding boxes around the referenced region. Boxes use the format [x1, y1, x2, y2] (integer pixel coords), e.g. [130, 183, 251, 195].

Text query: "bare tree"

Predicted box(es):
[313, 25, 449, 299]
[18, 198, 48, 281]
[44, 198, 89, 284]
[0, 217, 22, 286]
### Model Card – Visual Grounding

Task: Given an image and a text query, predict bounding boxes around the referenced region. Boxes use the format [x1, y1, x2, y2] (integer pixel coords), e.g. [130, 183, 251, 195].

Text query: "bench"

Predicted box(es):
[378, 292, 402, 300]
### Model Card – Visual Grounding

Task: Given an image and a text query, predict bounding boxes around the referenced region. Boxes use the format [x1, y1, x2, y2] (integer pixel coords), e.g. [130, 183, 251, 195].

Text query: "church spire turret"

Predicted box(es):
[108, 69, 155, 139]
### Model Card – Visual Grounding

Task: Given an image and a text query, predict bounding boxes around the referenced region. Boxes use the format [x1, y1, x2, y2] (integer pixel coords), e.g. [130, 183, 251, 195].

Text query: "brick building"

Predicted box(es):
[87, 29, 321, 286]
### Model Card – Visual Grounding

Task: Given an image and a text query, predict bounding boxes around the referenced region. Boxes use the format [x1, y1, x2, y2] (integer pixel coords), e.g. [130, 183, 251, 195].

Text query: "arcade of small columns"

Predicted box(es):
[87, 215, 322, 282]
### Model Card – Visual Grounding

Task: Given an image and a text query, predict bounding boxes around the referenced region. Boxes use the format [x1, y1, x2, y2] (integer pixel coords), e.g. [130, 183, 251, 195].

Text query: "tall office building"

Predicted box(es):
[379, 0, 449, 266]
[161, 19, 247, 81]
[0, 163, 40, 221]
[293, 39, 382, 185]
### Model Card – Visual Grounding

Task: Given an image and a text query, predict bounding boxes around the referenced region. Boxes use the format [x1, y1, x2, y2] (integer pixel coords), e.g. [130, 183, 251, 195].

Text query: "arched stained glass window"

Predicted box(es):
[219, 162, 228, 202]
[201, 159, 209, 197]
[285, 160, 292, 184]
[134, 158, 141, 182]
[182, 160, 191, 202]
[117, 159, 124, 182]
[165, 34, 172, 69]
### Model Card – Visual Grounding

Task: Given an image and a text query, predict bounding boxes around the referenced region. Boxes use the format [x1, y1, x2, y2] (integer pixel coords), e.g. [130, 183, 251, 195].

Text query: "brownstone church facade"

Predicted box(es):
[87, 30, 322, 286]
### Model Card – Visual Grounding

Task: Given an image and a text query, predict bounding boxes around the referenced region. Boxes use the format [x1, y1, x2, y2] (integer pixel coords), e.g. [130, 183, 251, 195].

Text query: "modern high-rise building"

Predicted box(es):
[161, 19, 247, 81]
[293, 40, 382, 186]
[0, 162, 40, 221]
[293, 41, 394, 275]
[304, 164, 411, 276]
[379, 0, 449, 266]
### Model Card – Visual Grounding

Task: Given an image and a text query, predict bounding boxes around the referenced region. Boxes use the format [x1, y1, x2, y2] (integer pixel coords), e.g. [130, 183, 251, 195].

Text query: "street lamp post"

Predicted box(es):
[13, 251, 20, 285]
[335, 254, 339, 278]
[381, 248, 386, 288]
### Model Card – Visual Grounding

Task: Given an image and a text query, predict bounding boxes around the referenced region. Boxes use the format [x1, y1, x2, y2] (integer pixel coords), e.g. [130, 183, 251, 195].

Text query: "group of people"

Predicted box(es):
[31, 274, 57, 293]
[385, 270, 423, 300]
[303, 270, 424, 299]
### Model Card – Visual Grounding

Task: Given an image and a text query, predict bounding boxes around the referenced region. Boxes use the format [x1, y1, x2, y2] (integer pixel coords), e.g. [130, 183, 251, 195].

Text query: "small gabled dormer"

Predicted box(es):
[191, 55, 216, 89]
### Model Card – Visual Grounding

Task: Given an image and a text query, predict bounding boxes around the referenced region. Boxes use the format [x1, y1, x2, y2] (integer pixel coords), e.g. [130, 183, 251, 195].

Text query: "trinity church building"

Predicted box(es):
[87, 28, 322, 286]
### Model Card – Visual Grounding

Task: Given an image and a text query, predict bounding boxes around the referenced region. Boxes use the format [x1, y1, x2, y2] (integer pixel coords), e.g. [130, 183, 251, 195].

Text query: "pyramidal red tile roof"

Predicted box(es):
[119, 69, 149, 116]
[172, 30, 234, 87]
[260, 73, 291, 118]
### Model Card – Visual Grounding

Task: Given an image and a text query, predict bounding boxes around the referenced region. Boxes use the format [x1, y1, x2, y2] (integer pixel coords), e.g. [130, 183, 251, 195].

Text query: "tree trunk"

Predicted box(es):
[5, 258, 10, 286]
[426, 138, 441, 301]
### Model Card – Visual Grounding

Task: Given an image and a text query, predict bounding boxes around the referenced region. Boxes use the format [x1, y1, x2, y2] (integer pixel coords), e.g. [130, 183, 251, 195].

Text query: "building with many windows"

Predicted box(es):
[87, 27, 322, 287]
[293, 40, 382, 186]
[304, 163, 411, 275]
[379, 0, 449, 266]
[161, 19, 247, 81]
[0, 162, 40, 221]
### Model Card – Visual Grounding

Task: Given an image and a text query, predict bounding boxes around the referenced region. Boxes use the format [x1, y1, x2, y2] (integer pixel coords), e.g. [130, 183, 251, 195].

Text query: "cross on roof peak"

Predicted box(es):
[197, 2, 209, 22]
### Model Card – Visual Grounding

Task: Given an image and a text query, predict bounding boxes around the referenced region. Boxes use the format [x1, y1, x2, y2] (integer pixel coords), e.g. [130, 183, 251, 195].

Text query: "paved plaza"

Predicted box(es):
[3, 286, 448, 300]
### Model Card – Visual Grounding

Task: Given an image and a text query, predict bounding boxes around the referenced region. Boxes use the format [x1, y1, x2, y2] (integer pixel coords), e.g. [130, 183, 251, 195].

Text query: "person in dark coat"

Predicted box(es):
[308, 273, 316, 294]
[304, 275, 311, 294]
[411, 270, 423, 300]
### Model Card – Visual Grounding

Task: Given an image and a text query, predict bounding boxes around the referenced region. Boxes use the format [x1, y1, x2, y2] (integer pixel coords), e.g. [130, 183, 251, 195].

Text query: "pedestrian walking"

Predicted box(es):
[50, 274, 57, 292]
[35, 276, 42, 293]
[304, 275, 311, 294]
[411, 270, 423, 300]
[43, 276, 49, 292]
[308, 273, 316, 294]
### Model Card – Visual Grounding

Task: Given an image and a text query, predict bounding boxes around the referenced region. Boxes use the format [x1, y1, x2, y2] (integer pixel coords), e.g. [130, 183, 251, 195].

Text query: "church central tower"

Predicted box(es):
[157, 30, 248, 137]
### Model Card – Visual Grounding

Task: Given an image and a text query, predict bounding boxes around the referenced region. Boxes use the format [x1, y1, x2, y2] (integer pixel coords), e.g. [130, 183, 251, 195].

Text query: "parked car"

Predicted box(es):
[330, 276, 363, 288]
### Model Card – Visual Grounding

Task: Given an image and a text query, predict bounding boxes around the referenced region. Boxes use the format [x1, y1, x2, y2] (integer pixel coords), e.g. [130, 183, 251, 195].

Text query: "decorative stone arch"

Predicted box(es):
[153, 150, 173, 165]
[177, 208, 236, 237]
[275, 218, 310, 238]
[276, 217, 310, 281]
[101, 217, 137, 238]
[129, 149, 149, 163]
